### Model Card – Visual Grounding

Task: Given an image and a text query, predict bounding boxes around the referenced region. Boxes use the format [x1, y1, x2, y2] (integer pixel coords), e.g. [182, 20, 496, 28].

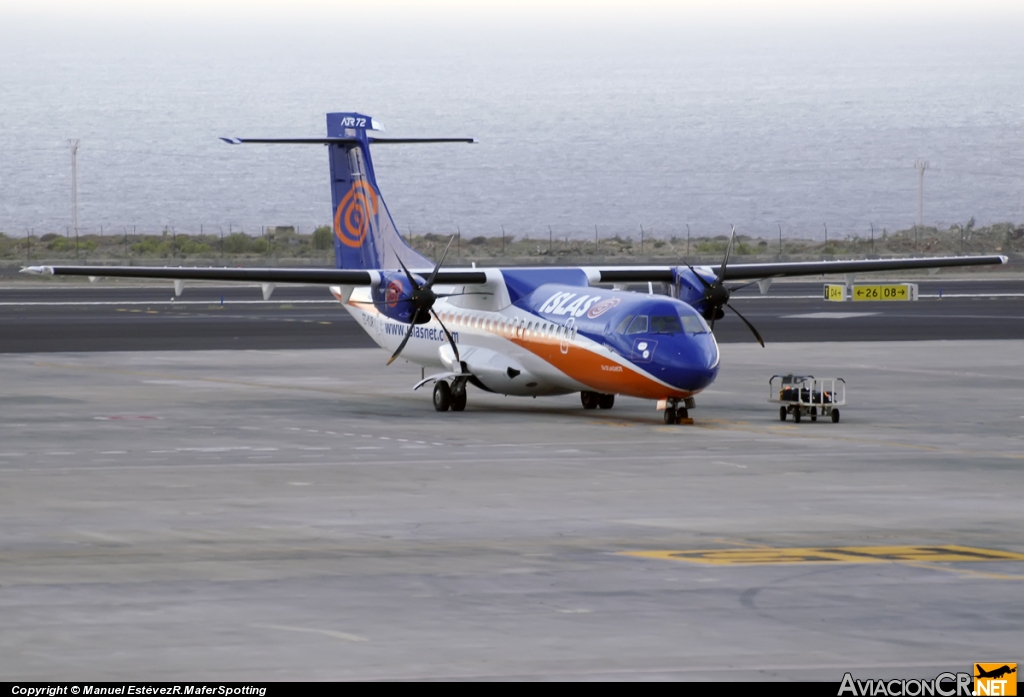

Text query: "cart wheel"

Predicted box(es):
[793, 408, 801, 423]
[779, 406, 787, 421]
[831, 408, 840, 423]
[810, 406, 817, 422]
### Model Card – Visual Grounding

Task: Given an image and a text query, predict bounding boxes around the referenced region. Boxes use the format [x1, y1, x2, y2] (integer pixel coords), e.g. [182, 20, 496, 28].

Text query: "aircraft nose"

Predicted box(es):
[655, 334, 719, 393]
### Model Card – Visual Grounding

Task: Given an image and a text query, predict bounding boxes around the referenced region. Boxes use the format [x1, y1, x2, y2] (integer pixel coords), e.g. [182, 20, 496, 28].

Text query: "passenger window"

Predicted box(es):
[625, 315, 649, 335]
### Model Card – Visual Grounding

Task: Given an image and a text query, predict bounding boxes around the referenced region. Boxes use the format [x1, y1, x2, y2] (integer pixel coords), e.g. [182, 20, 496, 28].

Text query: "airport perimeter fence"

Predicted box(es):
[1, 221, 1021, 267]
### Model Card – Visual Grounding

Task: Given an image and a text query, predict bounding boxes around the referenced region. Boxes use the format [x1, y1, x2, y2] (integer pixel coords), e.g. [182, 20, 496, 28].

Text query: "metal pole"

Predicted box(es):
[68, 139, 79, 241]
[686, 224, 690, 258]
[501, 225, 506, 255]
[778, 223, 782, 255]
[824, 223, 828, 245]
[548, 225, 552, 254]
[594, 224, 598, 253]
[640, 224, 644, 255]
[914, 159, 929, 230]
[870, 223, 874, 254]
[457, 225, 461, 257]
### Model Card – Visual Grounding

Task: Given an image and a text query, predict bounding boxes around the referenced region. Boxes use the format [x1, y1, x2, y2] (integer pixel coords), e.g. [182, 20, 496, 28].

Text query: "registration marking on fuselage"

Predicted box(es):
[621, 545, 1024, 565]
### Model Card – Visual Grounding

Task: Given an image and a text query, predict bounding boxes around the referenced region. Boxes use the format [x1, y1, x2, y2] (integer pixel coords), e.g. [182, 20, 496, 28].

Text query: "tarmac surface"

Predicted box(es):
[2, 341, 1023, 680]
[2, 278, 1024, 351]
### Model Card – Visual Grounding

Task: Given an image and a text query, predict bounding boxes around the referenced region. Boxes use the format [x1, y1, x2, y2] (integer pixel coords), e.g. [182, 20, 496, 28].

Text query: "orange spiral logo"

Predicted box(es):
[334, 181, 379, 248]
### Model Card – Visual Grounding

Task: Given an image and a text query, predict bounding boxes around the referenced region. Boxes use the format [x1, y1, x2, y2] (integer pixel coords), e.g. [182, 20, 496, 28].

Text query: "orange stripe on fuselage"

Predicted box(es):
[509, 335, 689, 399]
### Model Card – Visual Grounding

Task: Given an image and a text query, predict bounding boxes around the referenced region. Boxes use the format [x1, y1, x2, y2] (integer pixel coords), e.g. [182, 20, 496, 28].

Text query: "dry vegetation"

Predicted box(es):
[2, 221, 1021, 267]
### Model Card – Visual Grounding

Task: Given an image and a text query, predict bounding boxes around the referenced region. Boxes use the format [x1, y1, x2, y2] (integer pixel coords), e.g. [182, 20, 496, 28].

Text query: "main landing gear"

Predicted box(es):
[581, 391, 615, 410]
[662, 397, 695, 425]
[433, 378, 468, 412]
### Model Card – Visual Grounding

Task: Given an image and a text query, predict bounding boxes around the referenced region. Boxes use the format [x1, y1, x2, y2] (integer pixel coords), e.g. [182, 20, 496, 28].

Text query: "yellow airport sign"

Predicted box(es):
[823, 284, 846, 301]
[851, 283, 918, 301]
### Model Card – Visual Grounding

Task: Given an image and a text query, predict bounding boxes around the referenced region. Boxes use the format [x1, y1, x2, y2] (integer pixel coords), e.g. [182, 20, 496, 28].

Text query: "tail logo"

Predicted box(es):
[334, 180, 379, 248]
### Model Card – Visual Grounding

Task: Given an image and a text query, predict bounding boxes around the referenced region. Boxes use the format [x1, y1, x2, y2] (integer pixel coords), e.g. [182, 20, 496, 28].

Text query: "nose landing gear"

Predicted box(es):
[662, 397, 695, 425]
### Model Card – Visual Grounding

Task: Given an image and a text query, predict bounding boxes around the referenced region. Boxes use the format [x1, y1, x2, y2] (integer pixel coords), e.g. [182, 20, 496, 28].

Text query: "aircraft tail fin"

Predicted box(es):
[326, 112, 474, 271]
[221, 112, 474, 272]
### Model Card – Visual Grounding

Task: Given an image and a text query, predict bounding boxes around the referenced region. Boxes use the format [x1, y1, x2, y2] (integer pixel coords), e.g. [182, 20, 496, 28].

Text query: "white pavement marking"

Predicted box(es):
[249, 624, 368, 643]
[0, 300, 338, 306]
[782, 312, 881, 319]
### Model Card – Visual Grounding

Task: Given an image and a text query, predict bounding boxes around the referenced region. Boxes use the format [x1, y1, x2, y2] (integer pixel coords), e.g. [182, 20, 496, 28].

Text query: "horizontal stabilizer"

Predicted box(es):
[220, 137, 475, 145]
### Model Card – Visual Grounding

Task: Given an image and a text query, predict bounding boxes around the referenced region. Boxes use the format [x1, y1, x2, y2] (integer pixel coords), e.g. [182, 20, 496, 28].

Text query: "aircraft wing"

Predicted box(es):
[21, 253, 1007, 287]
[594, 254, 1009, 284]
[19, 265, 489, 285]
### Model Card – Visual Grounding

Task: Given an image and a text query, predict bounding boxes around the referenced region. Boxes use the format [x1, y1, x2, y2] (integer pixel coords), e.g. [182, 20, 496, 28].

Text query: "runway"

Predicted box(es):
[2, 342, 1023, 680]
[1, 278, 1023, 352]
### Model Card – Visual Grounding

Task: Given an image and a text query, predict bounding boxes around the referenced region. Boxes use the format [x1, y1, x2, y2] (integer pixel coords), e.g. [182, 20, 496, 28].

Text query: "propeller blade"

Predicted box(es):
[431, 308, 460, 362]
[386, 309, 421, 365]
[395, 254, 420, 290]
[717, 225, 736, 284]
[683, 261, 712, 289]
[726, 302, 765, 347]
[424, 234, 456, 289]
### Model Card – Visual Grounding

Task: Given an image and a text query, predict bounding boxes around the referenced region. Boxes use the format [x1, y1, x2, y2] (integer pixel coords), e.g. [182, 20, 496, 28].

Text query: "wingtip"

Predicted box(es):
[20, 265, 52, 276]
[219, 137, 243, 144]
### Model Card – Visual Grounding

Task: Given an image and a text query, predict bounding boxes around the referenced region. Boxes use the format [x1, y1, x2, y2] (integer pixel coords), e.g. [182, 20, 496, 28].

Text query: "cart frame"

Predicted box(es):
[769, 374, 846, 423]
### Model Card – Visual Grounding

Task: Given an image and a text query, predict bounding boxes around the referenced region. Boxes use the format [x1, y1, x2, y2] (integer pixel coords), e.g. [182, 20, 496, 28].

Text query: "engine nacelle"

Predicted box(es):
[672, 266, 716, 313]
[374, 271, 428, 324]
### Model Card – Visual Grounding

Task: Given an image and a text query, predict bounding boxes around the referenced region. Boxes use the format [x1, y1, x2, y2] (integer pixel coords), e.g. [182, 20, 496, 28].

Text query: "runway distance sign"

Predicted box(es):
[851, 283, 918, 301]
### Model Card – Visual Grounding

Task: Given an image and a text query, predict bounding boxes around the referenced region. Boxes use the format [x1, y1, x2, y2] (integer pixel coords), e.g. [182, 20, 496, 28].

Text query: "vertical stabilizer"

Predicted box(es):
[326, 112, 434, 271]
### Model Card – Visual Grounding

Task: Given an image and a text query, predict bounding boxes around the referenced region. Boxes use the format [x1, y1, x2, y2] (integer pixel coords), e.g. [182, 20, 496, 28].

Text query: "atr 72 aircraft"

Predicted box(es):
[23, 112, 1007, 423]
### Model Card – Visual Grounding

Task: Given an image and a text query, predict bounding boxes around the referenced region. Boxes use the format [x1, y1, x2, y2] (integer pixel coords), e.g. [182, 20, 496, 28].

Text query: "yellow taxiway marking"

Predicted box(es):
[621, 545, 1024, 566]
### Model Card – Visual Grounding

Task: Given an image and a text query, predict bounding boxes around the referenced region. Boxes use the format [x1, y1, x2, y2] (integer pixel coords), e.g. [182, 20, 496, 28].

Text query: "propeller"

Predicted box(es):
[386, 235, 463, 365]
[683, 226, 765, 347]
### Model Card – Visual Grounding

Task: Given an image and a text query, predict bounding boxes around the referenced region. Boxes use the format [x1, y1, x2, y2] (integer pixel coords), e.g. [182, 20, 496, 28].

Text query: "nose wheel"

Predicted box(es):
[662, 397, 693, 425]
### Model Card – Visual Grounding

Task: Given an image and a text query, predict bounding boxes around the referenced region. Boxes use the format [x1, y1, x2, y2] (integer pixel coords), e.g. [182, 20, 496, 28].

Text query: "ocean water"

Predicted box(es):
[1, 18, 1022, 240]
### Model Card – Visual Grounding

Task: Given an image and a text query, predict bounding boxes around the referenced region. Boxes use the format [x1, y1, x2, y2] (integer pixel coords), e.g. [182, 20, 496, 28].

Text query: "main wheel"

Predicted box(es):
[675, 407, 689, 423]
[810, 406, 817, 422]
[433, 381, 452, 412]
[663, 408, 677, 424]
[831, 408, 840, 423]
[793, 408, 802, 423]
[779, 406, 787, 421]
[451, 389, 467, 412]
[580, 391, 599, 410]
[597, 393, 615, 410]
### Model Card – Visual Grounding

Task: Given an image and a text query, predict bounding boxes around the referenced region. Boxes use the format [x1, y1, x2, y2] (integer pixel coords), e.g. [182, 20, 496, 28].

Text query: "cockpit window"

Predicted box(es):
[617, 310, 711, 336]
[625, 315, 649, 335]
[681, 313, 711, 334]
[649, 315, 683, 334]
